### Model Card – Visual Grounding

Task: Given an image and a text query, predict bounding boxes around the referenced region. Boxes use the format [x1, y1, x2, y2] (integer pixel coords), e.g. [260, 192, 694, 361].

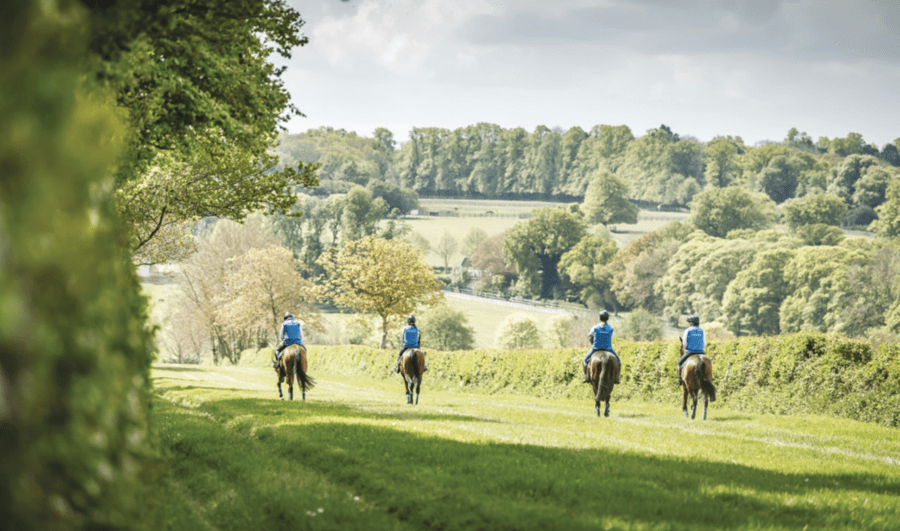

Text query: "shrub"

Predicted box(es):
[420, 306, 475, 351]
[620, 309, 664, 341]
[495, 314, 542, 350]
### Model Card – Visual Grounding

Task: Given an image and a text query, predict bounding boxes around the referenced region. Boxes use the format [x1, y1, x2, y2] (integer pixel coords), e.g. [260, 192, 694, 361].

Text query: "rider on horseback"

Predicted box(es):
[677, 313, 706, 386]
[273, 312, 304, 369]
[395, 314, 423, 373]
[582, 310, 621, 384]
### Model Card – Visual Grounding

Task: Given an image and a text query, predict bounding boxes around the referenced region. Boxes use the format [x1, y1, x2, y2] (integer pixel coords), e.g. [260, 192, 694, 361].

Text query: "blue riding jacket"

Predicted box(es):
[281, 318, 304, 346]
[584, 322, 619, 366]
[682, 325, 706, 354]
[401, 324, 420, 349]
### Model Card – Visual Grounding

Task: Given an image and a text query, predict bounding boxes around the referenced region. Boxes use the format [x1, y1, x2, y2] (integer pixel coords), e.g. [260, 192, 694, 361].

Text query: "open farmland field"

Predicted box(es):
[407, 198, 690, 267]
[151, 362, 900, 531]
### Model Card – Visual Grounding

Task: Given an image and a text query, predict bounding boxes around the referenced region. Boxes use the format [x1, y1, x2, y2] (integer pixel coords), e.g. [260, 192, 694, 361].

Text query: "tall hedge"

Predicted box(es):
[0, 2, 156, 529]
[308, 332, 900, 427]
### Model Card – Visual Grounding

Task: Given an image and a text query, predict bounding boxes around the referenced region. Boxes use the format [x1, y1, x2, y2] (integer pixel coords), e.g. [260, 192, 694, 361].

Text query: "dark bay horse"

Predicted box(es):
[681, 354, 716, 420]
[588, 350, 618, 417]
[400, 348, 425, 405]
[277, 344, 315, 401]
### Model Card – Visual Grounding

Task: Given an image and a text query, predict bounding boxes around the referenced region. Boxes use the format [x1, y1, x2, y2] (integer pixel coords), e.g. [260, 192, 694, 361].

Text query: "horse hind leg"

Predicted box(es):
[604, 400, 610, 418]
[702, 394, 709, 420]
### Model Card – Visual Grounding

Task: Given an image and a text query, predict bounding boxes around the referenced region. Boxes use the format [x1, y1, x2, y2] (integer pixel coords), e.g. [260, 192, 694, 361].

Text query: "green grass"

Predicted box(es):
[442, 294, 568, 349]
[149, 364, 900, 531]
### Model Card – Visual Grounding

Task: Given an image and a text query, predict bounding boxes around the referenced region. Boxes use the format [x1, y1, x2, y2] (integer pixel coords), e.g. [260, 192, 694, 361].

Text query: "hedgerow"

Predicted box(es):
[305, 332, 900, 427]
[0, 3, 156, 529]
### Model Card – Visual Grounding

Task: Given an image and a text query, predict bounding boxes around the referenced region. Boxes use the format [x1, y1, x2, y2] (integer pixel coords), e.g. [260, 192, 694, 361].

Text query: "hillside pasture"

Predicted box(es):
[151, 363, 900, 531]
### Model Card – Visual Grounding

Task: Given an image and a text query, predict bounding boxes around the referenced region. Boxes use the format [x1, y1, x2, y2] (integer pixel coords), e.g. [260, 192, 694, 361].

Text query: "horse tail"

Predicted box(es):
[699, 357, 716, 402]
[297, 347, 316, 391]
[407, 350, 421, 384]
[596, 355, 612, 402]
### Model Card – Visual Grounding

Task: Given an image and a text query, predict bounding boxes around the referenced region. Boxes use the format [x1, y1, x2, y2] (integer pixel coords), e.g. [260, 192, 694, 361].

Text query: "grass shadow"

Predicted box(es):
[153, 396, 900, 531]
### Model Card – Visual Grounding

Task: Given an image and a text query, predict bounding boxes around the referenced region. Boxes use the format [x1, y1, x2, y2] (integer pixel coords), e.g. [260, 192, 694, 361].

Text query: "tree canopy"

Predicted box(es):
[689, 186, 777, 238]
[503, 207, 587, 299]
[318, 236, 442, 348]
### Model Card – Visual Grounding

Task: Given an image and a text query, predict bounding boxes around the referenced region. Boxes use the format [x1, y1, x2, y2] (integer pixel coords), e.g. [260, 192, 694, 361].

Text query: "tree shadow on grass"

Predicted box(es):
[154, 396, 900, 531]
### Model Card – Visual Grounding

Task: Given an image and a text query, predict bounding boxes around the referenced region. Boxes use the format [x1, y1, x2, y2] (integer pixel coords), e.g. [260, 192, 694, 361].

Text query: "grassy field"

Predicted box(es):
[149, 363, 900, 531]
[407, 199, 690, 267]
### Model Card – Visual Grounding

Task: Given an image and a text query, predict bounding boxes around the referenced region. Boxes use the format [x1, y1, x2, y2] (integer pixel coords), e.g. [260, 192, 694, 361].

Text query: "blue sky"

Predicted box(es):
[281, 0, 900, 146]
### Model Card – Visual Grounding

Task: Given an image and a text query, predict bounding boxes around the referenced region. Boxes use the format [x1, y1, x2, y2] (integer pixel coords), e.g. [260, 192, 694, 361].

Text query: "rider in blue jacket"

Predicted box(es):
[395, 315, 423, 373]
[677, 313, 706, 386]
[274, 312, 304, 369]
[582, 310, 621, 384]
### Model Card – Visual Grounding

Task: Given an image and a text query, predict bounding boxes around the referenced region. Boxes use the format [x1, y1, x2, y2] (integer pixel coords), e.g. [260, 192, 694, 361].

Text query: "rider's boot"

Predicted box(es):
[582, 366, 591, 383]
[614, 367, 621, 384]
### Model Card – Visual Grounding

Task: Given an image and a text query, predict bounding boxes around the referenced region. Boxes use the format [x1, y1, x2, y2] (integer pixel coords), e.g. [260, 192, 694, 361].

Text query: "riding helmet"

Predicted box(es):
[687, 313, 699, 325]
[599, 310, 609, 321]
[407, 314, 416, 323]
[284, 311, 294, 320]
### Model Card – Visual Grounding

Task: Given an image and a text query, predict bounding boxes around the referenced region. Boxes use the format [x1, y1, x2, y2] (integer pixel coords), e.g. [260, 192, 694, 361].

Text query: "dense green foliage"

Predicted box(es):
[0, 2, 156, 528]
[309, 331, 900, 428]
[83, 0, 319, 263]
[274, 125, 900, 208]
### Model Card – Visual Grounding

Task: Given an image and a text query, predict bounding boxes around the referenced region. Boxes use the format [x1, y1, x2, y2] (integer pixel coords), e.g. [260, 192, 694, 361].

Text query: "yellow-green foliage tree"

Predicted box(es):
[319, 236, 442, 348]
[216, 245, 322, 345]
[495, 314, 542, 350]
[0, 1, 155, 528]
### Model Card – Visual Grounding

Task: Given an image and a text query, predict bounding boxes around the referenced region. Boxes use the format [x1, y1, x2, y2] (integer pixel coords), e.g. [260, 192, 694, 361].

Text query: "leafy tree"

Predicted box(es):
[722, 248, 796, 335]
[704, 136, 744, 188]
[778, 244, 866, 333]
[367, 180, 419, 214]
[781, 193, 847, 229]
[420, 306, 476, 351]
[582, 170, 639, 224]
[495, 314, 542, 350]
[470, 232, 515, 277]
[620, 309, 664, 341]
[795, 224, 845, 246]
[403, 231, 432, 255]
[461, 227, 489, 256]
[178, 215, 280, 363]
[785, 128, 816, 151]
[831, 243, 900, 336]
[434, 231, 459, 270]
[658, 233, 773, 320]
[559, 235, 619, 306]
[852, 165, 898, 208]
[318, 236, 442, 348]
[874, 179, 900, 238]
[503, 207, 587, 299]
[83, 0, 320, 259]
[828, 154, 880, 203]
[342, 186, 388, 241]
[544, 314, 582, 348]
[757, 155, 799, 203]
[215, 245, 321, 346]
[689, 186, 777, 238]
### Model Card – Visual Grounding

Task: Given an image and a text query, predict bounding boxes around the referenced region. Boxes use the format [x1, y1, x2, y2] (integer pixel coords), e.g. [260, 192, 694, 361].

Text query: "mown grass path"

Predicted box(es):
[152, 364, 900, 531]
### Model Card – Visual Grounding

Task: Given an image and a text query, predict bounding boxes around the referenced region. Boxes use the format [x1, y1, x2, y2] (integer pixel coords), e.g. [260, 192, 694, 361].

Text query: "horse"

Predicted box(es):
[399, 348, 425, 405]
[681, 354, 716, 420]
[588, 350, 618, 417]
[277, 344, 315, 401]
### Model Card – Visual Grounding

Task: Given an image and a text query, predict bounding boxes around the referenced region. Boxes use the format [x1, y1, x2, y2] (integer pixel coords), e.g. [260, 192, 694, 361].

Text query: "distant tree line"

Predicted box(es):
[274, 125, 900, 214]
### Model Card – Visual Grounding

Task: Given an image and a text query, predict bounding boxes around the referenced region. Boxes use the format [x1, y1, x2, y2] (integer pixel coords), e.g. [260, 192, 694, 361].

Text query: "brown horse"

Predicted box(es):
[681, 354, 716, 420]
[588, 350, 618, 417]
[277, 344, 315, 401]
[400, 348, 425, 405]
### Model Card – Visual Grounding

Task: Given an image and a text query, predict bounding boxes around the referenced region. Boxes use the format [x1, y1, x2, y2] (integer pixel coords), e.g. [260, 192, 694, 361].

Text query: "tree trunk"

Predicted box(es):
[380, 315, 389, 349]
